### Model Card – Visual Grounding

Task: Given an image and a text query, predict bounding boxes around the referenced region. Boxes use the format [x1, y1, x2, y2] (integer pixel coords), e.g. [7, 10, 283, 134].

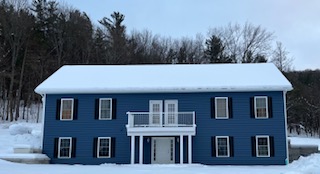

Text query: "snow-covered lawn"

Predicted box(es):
[1, 122, 320, 174]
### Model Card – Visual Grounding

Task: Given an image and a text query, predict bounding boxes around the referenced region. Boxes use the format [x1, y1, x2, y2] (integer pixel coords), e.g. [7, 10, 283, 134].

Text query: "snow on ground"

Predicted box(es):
[1, 122, 320, 174]
[288, 136, 320, 150]
[0, 122, 41, 154]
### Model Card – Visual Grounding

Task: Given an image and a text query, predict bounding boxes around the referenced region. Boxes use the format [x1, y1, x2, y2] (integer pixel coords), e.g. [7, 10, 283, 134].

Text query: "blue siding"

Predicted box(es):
[43, 91, 287, 165]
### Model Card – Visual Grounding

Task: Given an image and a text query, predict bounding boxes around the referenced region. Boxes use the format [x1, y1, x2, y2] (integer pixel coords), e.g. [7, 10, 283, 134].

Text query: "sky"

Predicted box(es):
[56, 0, 320, 71]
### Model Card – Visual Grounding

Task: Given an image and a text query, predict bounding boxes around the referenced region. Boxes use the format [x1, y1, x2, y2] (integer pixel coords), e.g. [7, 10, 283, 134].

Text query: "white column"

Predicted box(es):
[130, 136, 135, 164]
[188, 135, 192, 164]
[139, 135, 143, 164]
[180, 135, 183, 164]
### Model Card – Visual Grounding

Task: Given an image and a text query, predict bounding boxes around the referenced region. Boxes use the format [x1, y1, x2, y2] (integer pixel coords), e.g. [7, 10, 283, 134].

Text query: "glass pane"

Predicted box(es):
[99, 138, 110, 157]
[256, 98, 267, 118]
[257, 137, 269, 156]
[62, 100, 72, 119]
[60, 139, 71, 157]
[100, 99, 111, 119]
[217, 138, 228, 156]
[216, 98, 227, 118]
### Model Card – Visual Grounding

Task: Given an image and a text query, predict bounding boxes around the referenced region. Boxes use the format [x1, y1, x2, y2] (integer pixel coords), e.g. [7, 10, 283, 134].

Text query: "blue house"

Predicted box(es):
[35, 63, 293, 165]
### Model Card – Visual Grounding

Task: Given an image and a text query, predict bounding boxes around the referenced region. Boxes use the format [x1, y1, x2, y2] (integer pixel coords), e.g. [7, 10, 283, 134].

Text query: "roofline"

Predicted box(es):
[35, 86, 293, 95]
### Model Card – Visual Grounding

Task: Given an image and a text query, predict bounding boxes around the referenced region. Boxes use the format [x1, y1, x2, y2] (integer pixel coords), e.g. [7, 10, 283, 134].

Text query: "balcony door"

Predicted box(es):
[165, 100, 178, 126]
[149, 100, 163, 126]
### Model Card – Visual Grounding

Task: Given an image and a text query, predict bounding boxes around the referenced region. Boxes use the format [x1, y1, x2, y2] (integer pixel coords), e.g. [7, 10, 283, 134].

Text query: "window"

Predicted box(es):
[215, 97, 229, 119]
[95, 98, 116, 120]
[212, 136, 234, 157]
[97, 137, 111, 158]
[58, 137, 72, 158]
[256, 136, 270, 157]
[99, 98, 112, 120]
[60, 99, 74, 120]
[254, 96, 268, 118]
[216, 136, 229, 157]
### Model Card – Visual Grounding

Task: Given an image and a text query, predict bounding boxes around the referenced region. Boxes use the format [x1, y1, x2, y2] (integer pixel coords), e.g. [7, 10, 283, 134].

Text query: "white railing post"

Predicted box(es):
[193, 111, 196, 126]
[127, 112, 133, 127]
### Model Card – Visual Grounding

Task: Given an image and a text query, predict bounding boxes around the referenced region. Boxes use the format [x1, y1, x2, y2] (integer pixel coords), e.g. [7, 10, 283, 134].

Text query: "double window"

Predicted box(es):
[54, 137, 76, 158]
[211, 97, 232, 119]
[211, 136, 234, 157]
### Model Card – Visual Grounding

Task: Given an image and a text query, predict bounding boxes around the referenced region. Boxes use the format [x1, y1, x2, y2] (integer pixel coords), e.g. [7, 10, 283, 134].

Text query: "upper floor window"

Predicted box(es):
[99, 98, 112, 120]
[95, 98, 116, 120]
[215, 97, 229, 119]
[211, 97, 232, 119]
[255, 96, 268, 118]
[60, 98, 74, 120]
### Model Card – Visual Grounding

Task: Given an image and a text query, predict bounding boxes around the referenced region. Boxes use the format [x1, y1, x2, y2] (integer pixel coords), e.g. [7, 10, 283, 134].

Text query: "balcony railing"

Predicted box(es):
[127, 111, 195, 128]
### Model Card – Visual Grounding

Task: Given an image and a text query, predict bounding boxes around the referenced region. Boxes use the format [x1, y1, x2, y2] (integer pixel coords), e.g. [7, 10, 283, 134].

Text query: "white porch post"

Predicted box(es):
[188, 135, 192, 164]
[131, 136, 135, 164]
[180, 135, 183, 164]
[139, 135, 143, 164]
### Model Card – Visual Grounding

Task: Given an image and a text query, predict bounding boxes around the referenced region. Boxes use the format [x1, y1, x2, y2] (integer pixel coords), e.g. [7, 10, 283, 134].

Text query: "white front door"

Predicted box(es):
[165, 100, 178, 125]
[151, 137, 175, 164]
[149, 100, 163, 126]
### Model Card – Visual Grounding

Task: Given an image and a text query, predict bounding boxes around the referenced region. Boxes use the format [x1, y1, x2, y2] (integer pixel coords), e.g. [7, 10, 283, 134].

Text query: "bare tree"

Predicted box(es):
[271, 41, 293, 72]
[208, 22, 273, 63]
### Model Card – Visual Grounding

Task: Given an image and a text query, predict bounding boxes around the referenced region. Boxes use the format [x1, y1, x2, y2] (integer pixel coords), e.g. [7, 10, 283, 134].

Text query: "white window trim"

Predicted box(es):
[256, 135, 270, 157]
[254, 96, 269, 119]
[58, 137, 72, 159]
[99, 98, 112, 120]
[60, 98, 74, 121]
[215, 136, 230, 157]
[97, 137, 111, 158]
[215, 97, 229, 119]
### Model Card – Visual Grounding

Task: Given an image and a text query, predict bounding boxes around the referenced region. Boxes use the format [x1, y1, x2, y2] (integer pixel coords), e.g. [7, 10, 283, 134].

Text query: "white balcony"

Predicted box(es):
[126, 112, 196, 136]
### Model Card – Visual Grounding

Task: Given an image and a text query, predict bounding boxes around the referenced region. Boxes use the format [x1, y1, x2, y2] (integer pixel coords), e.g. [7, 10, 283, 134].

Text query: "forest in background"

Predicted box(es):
[0, 0, 319, 136]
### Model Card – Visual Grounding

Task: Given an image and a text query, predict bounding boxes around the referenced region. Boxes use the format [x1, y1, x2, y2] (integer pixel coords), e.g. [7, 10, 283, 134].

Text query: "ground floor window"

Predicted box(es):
[58, 137, 72, 158]
[256, 136, 270, 157]
[98, 137, 111, 158]
[216, 136, 230, 157]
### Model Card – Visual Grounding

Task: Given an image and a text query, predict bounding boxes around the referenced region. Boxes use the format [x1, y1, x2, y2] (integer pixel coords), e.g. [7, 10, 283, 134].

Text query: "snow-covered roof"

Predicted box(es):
[34, 63, 293, 94]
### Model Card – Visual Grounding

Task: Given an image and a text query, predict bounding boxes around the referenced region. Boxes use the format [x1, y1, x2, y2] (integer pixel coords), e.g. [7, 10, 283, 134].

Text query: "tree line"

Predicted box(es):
[0, 0, 318, 136]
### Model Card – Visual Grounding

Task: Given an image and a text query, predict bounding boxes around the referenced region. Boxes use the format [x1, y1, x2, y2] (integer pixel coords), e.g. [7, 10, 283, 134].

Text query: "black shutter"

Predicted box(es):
[93, 137, 98, 157]
[268, 97, 273, 118]
[228, 98, 233, 119]
[112, 99, 117, 119]
[95, 99, 99, 119]
[56, 100, 61, 120]
[229, 137, 234, 157]
[269, 136, 275, 157]
[111, 137, 116, 157]
[250, 97, 255, 118]
[54, 138, 59, 158]
[73, 99, 78, 120]
[71, 138, 77, 158]
[211, 136, 216, 157]
[211, 98, 215, 118]
[251, 136, 256, 157]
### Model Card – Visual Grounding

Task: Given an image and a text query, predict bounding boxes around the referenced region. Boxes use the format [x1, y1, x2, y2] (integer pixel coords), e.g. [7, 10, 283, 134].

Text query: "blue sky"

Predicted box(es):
[56, 0, 320, 70]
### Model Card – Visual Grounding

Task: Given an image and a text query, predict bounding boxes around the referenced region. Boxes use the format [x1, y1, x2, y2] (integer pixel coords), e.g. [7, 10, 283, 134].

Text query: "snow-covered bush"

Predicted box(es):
[9, 124, 33, 135]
